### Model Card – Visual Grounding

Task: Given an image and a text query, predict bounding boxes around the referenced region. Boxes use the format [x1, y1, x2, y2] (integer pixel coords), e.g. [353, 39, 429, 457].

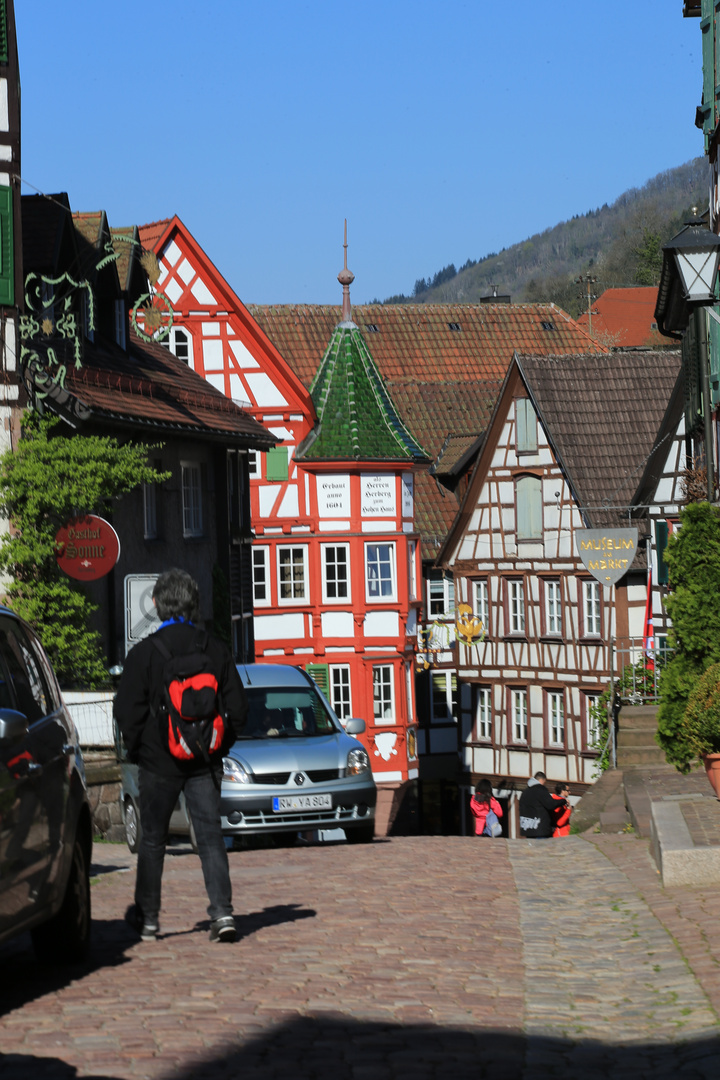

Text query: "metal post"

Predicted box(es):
[696, 306, 715, 502]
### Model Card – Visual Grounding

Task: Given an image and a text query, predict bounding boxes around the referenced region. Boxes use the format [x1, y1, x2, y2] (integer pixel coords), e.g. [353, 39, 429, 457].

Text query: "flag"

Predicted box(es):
[643, 569, 655, 672]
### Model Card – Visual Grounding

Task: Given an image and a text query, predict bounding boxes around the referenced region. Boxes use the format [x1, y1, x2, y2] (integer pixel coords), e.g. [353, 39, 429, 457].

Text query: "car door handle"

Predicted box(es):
[62, 743, 75, 756]
[27, 762, 43, 774]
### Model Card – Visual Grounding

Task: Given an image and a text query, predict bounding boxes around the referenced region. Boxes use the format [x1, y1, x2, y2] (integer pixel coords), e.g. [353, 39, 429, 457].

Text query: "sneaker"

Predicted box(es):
[209, 915, 236, 943]
[125, 904, 159, 941]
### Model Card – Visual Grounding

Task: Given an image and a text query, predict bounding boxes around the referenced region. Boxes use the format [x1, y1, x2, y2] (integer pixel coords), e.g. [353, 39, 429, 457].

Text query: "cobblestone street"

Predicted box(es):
[1, 834, 719, 1079]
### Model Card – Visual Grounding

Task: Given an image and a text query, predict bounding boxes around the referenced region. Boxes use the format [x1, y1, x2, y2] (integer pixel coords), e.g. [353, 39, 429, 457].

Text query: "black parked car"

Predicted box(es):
[0, 608, 92, 962]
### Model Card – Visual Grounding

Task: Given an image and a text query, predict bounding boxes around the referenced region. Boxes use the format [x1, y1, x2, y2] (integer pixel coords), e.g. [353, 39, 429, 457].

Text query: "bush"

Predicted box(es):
[680, 662, 720, 761]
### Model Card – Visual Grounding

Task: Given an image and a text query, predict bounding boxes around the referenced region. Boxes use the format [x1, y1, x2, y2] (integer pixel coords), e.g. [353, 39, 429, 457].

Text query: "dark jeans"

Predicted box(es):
[136, 766, 232, 924]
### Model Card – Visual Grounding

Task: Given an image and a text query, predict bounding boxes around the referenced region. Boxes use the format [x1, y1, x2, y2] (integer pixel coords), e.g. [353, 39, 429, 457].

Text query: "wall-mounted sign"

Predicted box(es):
[575, 528, 638, 586]
[55, 515, 120, 581]
[317, 474, 350, 517]
[361, 473, 395, 516]
[125, 574, 160, 656]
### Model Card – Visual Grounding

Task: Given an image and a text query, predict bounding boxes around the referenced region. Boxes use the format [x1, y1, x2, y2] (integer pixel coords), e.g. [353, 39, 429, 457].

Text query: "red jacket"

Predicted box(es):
[551, 793, 572, 837]
[470, 795, 503, 836]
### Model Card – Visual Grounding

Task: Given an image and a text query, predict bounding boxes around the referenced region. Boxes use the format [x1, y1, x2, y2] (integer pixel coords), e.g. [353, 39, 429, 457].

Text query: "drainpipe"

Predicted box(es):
[696, 306, 715, 502]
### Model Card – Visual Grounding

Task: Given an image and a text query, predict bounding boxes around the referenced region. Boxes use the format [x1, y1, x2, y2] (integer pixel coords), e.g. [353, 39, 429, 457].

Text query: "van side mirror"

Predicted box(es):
[0, 709, 29, 745]
[345, 717, 366, 735]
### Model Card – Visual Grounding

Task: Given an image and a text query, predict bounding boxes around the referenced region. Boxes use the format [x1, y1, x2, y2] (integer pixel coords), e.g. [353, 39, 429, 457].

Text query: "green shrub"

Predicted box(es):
[680, 661, 720, 760]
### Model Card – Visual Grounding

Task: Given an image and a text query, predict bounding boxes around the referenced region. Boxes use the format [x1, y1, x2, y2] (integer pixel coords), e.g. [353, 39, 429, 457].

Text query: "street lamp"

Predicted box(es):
[655, 220, 720, 501]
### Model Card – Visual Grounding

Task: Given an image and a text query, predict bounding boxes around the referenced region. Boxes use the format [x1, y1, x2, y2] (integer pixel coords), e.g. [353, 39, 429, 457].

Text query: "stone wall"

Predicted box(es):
[84, 751, 125, 843]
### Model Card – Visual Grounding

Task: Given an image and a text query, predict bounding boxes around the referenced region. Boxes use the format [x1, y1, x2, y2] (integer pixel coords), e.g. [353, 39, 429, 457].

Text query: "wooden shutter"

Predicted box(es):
[265, 447, 289, 481]
[0, 185, 13, 306]
[306, 663, 329, 694]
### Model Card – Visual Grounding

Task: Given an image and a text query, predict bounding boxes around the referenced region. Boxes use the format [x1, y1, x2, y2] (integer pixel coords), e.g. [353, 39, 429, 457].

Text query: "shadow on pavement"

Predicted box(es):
[0, 917, 137, 1019]
[0, 1015, 719, 1078]
[159, 902, 317, 942]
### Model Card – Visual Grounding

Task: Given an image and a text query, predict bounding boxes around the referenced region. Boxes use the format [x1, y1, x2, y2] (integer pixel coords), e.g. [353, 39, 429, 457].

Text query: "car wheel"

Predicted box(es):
[345, 824, 374, 844]
[31, 834, 91, 964]
[125, 797, 142, 854]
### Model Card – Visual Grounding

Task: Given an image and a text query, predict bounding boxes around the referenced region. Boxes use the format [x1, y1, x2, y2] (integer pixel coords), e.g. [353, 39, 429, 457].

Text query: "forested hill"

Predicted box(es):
[381, 158, 707, 318]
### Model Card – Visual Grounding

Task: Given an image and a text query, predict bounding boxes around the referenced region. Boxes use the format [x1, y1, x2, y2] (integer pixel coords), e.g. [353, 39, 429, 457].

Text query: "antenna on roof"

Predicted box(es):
[338, 219, 355, 324]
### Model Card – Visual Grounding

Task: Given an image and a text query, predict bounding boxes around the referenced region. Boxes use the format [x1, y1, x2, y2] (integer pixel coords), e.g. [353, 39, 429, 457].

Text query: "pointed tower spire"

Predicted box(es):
[337, 219, 355, 325]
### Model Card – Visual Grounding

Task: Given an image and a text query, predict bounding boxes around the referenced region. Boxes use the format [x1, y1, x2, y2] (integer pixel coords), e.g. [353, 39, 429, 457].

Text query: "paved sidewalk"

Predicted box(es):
[0, 835, 719, 1079]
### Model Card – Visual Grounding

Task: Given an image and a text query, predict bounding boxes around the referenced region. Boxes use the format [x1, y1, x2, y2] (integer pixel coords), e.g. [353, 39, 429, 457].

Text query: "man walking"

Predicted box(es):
[115, 568, 247, 943]
[518, 771, 559, 839]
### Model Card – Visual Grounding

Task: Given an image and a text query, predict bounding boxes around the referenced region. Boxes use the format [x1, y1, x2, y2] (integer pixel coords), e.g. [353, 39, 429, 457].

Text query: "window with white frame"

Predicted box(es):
[507, 579, 525, 635]
[511, 688, 528, 742]
[431, 671, 457, 723]
[373, 664, 395, 723]
[516, 397, 538, 453]
[582, 579, 602, 636]
[322, 544, 350, 602]
[428, 571, 455, 618]
[161, 326, 192, 365]
[277, 546, 308, 601]
[252, 546, 270, 604]
[330, 665, 352, 721]
[547, 691, 565, 747]
[516, 475, 543, 540]
[585, 693, 601, 749]
[544, 580, 562, 636]
[474, 579, 489, 636]
[365, 542, 396, 601]
[408, 540, 418, 600]
[181, 462, 203, 537]
[476, 687, 492, 741]
[143, 482, 157, 540]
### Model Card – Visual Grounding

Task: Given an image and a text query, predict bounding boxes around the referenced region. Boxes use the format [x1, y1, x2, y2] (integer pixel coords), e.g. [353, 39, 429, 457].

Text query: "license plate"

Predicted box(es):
[272, 794, 332, 812]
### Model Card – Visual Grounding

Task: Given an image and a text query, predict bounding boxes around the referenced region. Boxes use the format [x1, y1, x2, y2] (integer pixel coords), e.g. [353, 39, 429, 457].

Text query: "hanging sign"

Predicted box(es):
[55, 515, 120, 581]
[575, 528, 638, 586]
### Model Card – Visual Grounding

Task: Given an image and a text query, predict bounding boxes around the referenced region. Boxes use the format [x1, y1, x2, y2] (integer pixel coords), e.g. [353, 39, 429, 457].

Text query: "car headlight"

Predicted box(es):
[347, 747, 369, 775]
[222, 757, 252, 784]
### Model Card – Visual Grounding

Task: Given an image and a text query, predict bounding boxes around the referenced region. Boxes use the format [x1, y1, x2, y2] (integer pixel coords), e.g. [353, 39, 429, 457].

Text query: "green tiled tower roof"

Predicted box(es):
[299, 322, 429, 462]
[298, 226, 429, 463]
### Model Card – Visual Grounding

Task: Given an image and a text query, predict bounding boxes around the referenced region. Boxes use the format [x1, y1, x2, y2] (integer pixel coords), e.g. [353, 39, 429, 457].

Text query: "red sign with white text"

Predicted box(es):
[55, 515, 121, 581]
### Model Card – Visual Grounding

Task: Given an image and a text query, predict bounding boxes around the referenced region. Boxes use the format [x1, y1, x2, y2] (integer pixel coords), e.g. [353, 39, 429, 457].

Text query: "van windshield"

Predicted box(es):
[241, 685, 337, 738]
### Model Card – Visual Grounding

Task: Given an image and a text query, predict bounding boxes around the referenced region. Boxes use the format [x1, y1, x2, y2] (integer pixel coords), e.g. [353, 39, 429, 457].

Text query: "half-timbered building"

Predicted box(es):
[436, 350, 681, 835]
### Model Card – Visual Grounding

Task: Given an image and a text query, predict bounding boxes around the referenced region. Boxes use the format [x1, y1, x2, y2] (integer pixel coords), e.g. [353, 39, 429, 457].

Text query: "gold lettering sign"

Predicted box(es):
[576, 528, 638, 586]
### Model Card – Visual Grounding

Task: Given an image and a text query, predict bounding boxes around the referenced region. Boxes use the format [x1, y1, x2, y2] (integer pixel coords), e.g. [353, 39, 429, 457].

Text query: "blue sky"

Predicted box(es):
[17, 1, 703, 305]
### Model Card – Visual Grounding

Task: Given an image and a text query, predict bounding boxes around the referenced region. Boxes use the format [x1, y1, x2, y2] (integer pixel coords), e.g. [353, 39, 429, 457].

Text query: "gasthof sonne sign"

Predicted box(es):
[55, 515, 121, 581]
[575, 528, 638, 587]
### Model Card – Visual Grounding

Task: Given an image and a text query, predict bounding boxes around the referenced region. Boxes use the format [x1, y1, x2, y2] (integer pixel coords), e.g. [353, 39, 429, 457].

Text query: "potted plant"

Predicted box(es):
[680, 662, 720, 796]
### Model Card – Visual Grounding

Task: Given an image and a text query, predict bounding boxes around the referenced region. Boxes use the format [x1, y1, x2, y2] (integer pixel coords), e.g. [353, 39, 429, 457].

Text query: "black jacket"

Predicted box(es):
[518, 779, 558, 838]
[114, 623, 247, 778]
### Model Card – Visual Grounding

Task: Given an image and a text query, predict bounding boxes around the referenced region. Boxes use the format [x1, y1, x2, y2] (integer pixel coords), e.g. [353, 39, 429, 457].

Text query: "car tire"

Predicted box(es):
[31, 834, 91, 964]
[345, 824, 374, 844]
[125, 797, 142, 854]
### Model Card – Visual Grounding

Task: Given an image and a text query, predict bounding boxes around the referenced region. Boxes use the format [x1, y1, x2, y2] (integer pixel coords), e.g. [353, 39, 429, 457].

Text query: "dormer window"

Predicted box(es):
[448, 322, 462, 332]
[114, 299, 126, 349]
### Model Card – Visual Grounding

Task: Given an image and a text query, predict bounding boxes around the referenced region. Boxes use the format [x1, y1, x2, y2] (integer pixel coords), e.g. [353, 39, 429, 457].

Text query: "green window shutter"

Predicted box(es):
[655, 521, 669, 586]
[0, 185, 13, 306]
[265, 447, 288, 482]
[0, 1, 7, 66]
[306, 664, 329, 694]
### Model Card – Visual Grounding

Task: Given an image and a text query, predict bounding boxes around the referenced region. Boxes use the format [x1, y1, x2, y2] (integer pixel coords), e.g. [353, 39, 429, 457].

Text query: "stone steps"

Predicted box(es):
[616, 704, 667, 768]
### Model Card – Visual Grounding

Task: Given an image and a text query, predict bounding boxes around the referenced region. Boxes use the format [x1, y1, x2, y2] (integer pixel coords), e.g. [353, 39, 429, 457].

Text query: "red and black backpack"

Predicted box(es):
[152, 630, 227, 767]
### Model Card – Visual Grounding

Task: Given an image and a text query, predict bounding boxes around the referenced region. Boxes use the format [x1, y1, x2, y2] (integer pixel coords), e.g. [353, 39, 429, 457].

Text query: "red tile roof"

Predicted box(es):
[62, 331, 275, 448]
[576, 287, 676, 348]
[138, 219, 173, 251]
[248, 303, 605, 388]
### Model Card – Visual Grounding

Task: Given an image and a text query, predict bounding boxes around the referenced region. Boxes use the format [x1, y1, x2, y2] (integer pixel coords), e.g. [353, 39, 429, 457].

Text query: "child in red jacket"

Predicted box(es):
[470, 778, 503, 837]
[551, 783, 572, 837]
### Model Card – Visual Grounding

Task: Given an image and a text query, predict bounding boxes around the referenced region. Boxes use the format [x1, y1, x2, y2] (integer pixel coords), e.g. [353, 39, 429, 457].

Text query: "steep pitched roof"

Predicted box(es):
[249, 302, 604, 386]
[518, 350, 682, 528]
[576, 287, 676, 348]
[137, 218, 173, 251]
[300, 324, 428, 462]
